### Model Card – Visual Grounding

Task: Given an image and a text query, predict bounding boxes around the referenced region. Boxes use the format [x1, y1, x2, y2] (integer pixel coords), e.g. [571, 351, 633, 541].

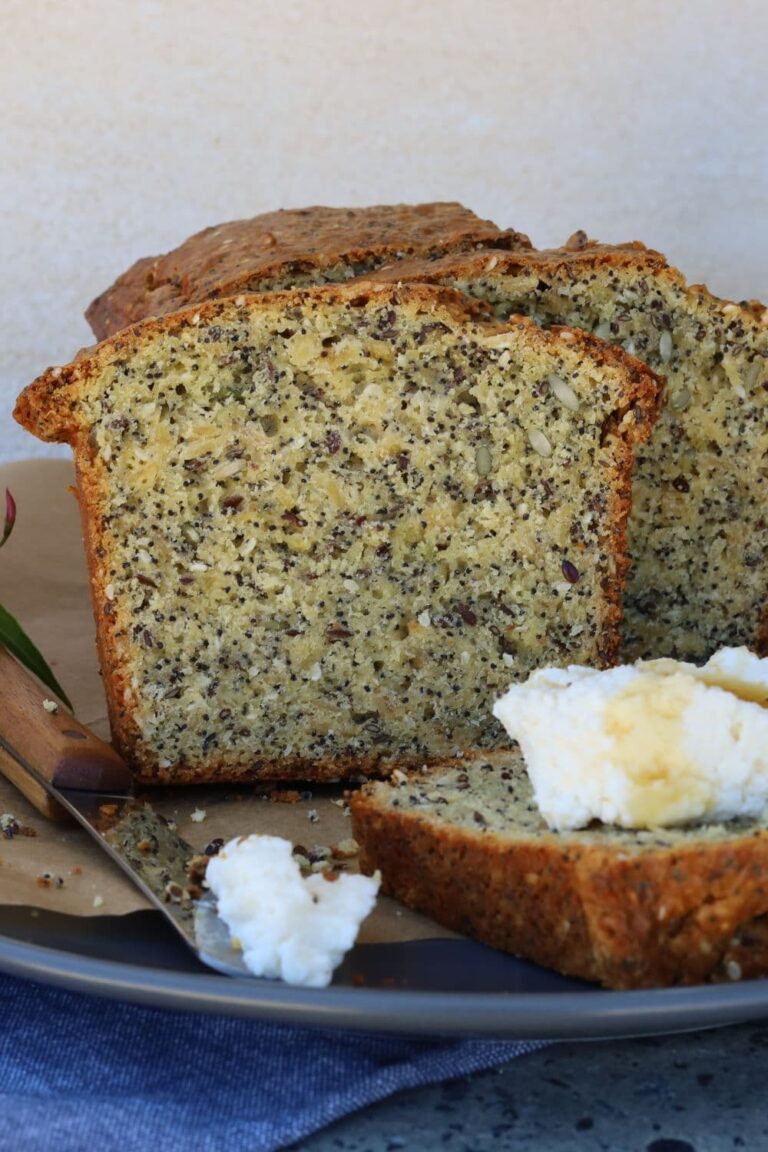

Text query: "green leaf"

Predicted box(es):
[0, 603, 73, 710]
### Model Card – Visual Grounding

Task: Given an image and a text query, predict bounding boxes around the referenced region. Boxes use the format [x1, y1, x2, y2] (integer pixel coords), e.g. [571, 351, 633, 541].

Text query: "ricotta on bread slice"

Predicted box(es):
[362, 238, 768, 662]
[16, 282, 660, 784]
[350, 750, 768, 989]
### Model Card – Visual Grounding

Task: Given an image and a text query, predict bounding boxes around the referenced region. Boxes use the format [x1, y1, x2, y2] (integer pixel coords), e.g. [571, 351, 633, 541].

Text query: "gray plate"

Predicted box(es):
[3, 904, 768, 1037]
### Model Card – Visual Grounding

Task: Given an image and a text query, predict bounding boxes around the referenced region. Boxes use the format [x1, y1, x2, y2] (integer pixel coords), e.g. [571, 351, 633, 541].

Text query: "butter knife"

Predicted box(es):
[0, 644, 248, 977]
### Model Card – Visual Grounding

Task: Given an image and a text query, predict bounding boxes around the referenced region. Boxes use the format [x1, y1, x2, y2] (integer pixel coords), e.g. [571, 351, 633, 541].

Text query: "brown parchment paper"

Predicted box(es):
[0, 459, 454, 943]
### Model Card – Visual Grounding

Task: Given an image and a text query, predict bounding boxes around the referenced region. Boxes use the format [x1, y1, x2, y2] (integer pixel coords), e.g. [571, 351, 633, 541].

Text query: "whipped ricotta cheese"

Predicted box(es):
[492, 647, 768, 831]
[205, 835, 380, 987]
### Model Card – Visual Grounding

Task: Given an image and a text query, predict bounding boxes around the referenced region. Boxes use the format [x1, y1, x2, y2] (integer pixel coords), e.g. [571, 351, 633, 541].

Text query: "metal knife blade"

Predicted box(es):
[0, 646, 248, 977]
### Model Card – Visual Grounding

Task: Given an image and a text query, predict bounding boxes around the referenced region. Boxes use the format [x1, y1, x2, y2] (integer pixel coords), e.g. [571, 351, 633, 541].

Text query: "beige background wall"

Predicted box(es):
[1, 0, 766, 460]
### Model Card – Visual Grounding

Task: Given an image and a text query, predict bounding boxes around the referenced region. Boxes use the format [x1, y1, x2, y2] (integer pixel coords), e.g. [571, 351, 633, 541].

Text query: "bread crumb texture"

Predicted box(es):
[16, 283, 658, 782]
[366, 241, 768, 661]
[351, 749, 768, 989]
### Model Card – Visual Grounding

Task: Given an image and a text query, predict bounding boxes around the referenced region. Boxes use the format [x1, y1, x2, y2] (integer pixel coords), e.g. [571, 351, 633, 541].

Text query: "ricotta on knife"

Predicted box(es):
[205, 835, 380, 987]
[492, 647, 768, 831]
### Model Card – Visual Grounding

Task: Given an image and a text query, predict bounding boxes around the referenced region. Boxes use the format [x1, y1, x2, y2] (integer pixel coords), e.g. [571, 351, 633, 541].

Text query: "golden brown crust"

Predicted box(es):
[85, 202, 531, 340]
[16, 283, 661, 784]
[69, 437, 143, 774]
[368, 237, 670, 285]
[492, 321, 663, 669]
[351, 777, 768, 989]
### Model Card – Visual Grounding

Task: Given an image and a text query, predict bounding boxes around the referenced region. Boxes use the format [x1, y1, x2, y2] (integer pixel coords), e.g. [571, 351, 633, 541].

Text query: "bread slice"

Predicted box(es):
[363, 238, 768, 662]
[350, 750, 768, 989]
[15, 282, 660, 784]
[86, 202, 531, 340]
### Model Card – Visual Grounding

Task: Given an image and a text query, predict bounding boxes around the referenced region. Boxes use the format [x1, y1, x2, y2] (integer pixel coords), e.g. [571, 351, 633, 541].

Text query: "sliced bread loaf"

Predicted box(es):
[363, 239, 768, 662]
[16, 283, 660, 784]
[350, 750, 768, 989]
[86, 202, 531, 340]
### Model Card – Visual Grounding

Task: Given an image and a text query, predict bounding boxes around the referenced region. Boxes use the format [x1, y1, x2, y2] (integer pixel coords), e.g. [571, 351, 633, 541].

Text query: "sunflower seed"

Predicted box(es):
[669, 388, 691, 411]
[548, 374, 580, 411]
[475, 444, 493, 476]
[528, 429, 553, 458]
[745, 360, 763, 390]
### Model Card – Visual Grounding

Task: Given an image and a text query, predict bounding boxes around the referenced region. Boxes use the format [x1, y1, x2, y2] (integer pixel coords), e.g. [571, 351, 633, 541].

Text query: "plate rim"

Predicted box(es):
[3, 925, 768, 1039]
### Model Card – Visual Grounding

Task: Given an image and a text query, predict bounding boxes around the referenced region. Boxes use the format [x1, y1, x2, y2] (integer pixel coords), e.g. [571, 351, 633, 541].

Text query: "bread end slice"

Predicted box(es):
[85, 202, 532, 341]
[350, 751, 768, 989]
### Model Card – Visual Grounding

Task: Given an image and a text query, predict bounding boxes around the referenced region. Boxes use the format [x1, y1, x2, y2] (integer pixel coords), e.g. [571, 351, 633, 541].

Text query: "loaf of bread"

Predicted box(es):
[15, 283, 660, 784]
[350, 750, 768, 989]
[364, 239, 768, 662]
[86, 202, 531, 341]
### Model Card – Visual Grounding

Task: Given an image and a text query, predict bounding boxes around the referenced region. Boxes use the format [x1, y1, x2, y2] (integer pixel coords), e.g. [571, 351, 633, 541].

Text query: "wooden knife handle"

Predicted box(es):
[0, 644, 133, 822]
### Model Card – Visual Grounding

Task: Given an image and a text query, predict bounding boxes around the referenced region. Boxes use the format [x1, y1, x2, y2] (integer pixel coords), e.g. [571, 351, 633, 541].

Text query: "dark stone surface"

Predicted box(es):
[293, 1023, 768, 1151]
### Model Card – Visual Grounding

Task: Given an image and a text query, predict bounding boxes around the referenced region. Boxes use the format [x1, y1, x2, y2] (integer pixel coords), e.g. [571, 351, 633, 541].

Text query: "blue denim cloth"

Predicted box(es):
[0, 973, 543, 1152]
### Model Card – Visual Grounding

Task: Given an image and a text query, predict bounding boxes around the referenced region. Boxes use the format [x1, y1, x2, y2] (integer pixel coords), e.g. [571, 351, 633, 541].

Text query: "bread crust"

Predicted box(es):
[16, 282, 661, 784]
[16, 282, 497, 440]
[351, 767, 768, 989]
[366, 235, 767, 325]
[85, 202, 531, 340]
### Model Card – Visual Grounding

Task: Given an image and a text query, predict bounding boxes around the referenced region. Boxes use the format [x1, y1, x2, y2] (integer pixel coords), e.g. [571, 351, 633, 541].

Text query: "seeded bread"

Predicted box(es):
[86, 203, 531, 341]
[15, 283, 660, 784]
[363, 238, 768, 661]
[350, 751, 768, 989]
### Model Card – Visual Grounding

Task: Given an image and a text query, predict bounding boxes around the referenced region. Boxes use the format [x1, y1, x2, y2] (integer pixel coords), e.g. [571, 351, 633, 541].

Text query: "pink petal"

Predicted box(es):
[1, 489, 16, 547]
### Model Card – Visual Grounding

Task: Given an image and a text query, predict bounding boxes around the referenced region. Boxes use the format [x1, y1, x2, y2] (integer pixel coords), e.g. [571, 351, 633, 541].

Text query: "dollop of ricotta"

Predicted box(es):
[205, 835, 380, 987]
[492, 647, 768, 830]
